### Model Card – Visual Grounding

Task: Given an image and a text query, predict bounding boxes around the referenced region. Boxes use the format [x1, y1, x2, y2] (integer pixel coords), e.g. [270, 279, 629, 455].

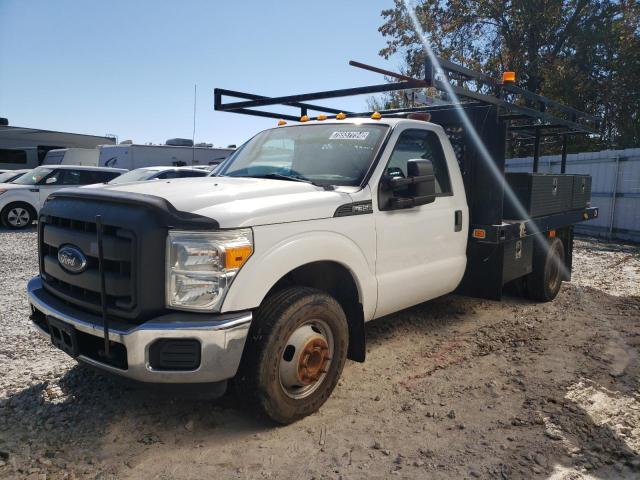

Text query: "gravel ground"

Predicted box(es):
[1, 228, 639, 479]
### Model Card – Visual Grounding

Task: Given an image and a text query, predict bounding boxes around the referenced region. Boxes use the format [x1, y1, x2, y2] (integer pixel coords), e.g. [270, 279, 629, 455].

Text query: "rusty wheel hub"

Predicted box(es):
[279, 321, 334, 399]
[298, 337, 331, 385]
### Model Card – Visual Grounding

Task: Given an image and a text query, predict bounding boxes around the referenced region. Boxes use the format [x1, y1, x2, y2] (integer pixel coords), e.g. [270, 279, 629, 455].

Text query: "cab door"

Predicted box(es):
[373, 126, 467, 318]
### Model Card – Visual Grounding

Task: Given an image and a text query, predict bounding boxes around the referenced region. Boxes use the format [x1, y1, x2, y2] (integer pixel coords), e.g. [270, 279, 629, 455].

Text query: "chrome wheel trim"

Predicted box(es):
[7, 207, 30, 227]
[278, 319, 334, 400]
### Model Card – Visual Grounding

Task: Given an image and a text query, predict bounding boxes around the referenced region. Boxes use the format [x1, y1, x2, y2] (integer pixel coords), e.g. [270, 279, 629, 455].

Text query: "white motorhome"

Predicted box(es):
[0, 125, 115, 170]
[98, 144, 235, 170]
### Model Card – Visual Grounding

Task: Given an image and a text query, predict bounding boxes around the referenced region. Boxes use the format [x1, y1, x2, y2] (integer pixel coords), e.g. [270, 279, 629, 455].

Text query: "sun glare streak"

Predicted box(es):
[401, 0, 569, 279]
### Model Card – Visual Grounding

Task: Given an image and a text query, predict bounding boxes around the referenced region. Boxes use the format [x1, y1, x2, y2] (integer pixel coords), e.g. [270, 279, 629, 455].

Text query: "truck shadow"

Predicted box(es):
[0, 362, 272, 472]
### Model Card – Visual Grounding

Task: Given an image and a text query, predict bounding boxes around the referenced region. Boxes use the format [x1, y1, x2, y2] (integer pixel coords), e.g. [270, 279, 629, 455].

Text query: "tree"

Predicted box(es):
[377, 0, 640, 150]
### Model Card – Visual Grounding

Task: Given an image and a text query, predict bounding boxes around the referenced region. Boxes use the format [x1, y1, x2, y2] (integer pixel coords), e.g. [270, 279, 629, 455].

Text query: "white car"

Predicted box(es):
[106, 166, 209, 184]
[0, 165, 125, 228]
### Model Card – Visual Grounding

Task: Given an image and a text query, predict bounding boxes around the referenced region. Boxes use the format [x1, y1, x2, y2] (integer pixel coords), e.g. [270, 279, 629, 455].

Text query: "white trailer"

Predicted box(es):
[43, 148, 100, 166]
[98, 144, 234, 170]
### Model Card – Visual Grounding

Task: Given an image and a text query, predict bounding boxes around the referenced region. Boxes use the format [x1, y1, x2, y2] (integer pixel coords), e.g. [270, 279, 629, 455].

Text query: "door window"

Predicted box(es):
[57, 170, 82, 185]
[177, 170, 207, 178]
[156, 171, 180, 179]
[384, 129, 452, 195]
[78, 170, 120, 184]
[39, 169, 73, 185]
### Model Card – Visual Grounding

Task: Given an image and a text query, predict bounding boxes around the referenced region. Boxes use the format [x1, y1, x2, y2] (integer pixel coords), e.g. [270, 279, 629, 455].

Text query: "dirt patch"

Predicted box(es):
[1, 231, 639, 479]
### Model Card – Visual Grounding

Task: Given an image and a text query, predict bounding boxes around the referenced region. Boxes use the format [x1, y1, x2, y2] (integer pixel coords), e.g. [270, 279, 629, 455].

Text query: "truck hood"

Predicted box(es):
[91, 176, 354, 227]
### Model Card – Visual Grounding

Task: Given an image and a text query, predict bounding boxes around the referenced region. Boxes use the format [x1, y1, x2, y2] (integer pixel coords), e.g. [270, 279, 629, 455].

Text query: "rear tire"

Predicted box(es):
[527, 237, 565, 302]
[1, 202, 35, 229]
[235, 287, 349, 424]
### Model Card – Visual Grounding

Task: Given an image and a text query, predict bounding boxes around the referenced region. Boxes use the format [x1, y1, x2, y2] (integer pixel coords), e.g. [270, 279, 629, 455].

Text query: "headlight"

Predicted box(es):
[166, 229, 253, 311]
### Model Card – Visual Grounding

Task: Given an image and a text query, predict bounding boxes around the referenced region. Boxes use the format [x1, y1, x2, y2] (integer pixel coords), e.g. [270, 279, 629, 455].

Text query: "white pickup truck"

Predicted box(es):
[27, 113, 597, 423]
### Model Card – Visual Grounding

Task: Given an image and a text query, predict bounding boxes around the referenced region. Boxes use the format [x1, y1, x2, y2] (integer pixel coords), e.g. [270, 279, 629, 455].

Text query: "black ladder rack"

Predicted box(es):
[214, 57, 600, 138]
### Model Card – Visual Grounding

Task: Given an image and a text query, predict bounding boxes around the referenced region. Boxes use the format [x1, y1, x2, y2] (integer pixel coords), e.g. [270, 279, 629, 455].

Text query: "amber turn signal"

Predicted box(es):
[225, 245, 253, 270]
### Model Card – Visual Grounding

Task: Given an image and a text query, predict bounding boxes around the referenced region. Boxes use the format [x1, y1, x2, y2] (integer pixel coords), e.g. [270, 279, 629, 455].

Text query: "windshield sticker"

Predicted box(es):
[329, 131, 370, 140]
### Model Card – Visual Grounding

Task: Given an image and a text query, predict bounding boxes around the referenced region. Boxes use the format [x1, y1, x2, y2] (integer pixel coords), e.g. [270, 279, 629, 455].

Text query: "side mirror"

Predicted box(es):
[45, 177, 57, 185]
[381, 159, 436, 210]
[406, 159, 436, 201]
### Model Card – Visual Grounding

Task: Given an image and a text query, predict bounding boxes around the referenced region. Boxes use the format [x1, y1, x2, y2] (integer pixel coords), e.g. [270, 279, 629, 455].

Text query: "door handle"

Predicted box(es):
[454, 210, 463, 232]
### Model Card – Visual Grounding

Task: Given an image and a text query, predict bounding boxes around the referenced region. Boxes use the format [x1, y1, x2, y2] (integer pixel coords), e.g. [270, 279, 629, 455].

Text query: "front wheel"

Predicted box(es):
[1, 203, 35, 229]
[235, 287, 349, 424]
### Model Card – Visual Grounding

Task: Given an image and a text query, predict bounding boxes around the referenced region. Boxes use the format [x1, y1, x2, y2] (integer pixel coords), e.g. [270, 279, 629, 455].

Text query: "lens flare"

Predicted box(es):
[401, 0, 569, 281]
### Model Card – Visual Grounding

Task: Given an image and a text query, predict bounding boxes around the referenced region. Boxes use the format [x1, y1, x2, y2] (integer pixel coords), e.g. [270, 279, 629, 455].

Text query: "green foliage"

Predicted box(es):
[378, 0, 640, 150]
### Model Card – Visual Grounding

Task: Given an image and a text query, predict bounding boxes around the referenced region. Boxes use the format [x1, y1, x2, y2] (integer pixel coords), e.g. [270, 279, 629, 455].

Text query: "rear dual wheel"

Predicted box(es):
[236, 287, 349, 424]
[527, 237, 565, 302]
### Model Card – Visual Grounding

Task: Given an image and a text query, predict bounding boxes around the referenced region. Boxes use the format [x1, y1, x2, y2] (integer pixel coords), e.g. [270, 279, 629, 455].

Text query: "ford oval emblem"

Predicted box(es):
[58, 245, 88, 274]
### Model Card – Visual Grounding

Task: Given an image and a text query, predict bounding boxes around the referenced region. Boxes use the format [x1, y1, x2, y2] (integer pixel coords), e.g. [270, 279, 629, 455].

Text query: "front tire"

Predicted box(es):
[1, 203, 35, 229]
[235, 287, 349, 424]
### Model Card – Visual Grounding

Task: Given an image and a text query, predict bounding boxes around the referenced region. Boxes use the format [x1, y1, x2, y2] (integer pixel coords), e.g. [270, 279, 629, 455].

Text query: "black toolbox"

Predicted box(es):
[571, 174, 592, 209]
[503, 173, 574, 219]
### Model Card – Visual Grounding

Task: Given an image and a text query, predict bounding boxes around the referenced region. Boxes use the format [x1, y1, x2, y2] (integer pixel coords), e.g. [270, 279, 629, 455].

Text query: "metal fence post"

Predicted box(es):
[608, 153, 620, 239]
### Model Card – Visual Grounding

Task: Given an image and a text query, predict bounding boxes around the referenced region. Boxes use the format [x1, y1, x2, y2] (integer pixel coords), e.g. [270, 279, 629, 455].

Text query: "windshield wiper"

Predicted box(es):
[253, 173, 334, 190]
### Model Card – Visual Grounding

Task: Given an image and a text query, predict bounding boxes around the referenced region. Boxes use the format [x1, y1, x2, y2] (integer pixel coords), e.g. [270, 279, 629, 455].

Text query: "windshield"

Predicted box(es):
[218, 124, 389, 186]
[0, 171, 23, 182]
[13, 167, 54, 185]
[108, 168, 157, 184]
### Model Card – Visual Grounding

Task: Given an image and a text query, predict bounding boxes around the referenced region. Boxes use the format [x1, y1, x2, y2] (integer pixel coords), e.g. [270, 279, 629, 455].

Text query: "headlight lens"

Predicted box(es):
[166, 229, 253, 311]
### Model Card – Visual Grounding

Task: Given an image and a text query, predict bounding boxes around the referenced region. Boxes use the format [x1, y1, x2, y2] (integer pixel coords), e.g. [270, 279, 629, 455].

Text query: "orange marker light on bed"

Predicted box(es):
[472, 229, 486, 239]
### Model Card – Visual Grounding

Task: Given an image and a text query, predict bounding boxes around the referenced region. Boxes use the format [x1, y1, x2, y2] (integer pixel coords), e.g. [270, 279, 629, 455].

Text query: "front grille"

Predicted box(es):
[40, 215, 137, 318]
[37, 188, 218, 323]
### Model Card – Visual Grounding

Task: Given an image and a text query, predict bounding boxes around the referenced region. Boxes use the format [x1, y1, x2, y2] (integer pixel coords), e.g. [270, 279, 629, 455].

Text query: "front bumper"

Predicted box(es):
[27, 276, 252, 383]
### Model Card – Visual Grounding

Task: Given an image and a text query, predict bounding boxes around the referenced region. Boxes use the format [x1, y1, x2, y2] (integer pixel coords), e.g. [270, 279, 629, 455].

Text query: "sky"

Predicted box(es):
[0, 0, 402, 147]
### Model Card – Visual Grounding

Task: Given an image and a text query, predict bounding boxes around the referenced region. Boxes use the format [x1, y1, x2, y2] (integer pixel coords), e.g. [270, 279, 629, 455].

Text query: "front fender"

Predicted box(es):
[0, 191, 38, 212]
[221, 225, 377, 320]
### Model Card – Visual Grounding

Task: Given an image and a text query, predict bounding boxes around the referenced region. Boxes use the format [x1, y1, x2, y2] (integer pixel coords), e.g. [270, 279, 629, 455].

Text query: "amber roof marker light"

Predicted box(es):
[502, 71, 516, 84]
